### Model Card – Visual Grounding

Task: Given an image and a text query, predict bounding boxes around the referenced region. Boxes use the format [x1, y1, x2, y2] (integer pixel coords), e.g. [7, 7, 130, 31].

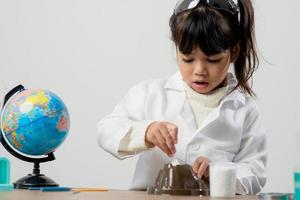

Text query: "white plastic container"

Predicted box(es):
[209, 162, 236, 198]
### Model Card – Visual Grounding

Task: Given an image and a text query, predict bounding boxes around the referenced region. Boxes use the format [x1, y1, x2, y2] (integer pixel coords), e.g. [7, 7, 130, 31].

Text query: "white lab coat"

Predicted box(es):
[97, 72, 267, 194]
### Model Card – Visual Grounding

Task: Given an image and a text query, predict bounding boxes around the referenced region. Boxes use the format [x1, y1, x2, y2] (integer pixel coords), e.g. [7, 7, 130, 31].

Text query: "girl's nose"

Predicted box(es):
[194, 61, 208, 76]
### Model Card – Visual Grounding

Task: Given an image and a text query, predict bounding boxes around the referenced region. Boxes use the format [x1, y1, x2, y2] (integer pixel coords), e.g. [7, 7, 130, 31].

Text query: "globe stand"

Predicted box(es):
[14, 161, 59, 189]
[1, 85, 59, 189]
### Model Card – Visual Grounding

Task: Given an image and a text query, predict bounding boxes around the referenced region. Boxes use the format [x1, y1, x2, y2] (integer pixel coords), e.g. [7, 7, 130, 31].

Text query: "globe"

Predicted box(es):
[1, 88, 70, 156]
[0, 85, 70, 188]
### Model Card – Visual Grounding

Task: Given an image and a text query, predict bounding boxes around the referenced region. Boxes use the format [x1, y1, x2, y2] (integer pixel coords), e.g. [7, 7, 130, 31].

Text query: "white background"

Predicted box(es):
[0, 0, 299, 192]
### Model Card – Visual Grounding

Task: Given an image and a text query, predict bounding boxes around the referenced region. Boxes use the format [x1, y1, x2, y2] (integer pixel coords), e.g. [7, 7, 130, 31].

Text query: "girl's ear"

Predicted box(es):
[230, 43, 240, 63]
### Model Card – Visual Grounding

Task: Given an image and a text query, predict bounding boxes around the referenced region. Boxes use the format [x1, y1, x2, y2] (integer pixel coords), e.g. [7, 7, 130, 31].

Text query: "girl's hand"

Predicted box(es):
[145, 121, 178, 157]
[193, 156, 210, 179]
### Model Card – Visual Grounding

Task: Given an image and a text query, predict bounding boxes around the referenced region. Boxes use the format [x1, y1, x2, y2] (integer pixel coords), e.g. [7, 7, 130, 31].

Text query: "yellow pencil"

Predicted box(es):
[72, 188, 108, 192]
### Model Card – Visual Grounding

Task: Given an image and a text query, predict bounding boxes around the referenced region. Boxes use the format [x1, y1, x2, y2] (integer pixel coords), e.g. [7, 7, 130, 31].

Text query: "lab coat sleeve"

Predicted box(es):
[233, 105, 267, 195]
[97, 81, 154, 159]
[118, 121, 154, 157]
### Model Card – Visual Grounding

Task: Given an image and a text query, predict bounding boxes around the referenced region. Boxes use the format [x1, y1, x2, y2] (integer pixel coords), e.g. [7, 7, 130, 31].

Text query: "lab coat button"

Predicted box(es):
[193, 144, 200, 151]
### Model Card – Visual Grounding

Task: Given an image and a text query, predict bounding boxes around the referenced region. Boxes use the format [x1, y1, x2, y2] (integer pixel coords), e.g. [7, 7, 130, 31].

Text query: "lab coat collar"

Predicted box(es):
[164, 71, 185, 92]
[224, 73, 246, 106]
[164, 71, 246, 105]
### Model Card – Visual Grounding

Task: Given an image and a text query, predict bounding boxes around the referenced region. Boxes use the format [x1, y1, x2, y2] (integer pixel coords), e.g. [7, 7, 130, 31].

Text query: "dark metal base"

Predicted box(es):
[14, 174, 58, 189]
[147, 187, 209, 196]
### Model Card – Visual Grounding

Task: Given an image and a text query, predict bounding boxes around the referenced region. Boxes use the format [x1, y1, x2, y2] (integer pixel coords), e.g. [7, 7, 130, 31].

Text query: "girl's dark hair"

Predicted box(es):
[170, 0, 258, 96]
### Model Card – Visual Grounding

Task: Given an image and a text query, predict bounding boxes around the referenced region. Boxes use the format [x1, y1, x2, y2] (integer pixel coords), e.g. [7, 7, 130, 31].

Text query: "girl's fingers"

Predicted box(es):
[155, 131, 172, 155]
[166, 123, 178, 144]
[204, 167, 209, 178]
[160, 126, 176, 154]
[193, 157, 210, 178]
[146, 122, 178, 156]
[193, 158, 202, 174]
[197, 159, 209, 178]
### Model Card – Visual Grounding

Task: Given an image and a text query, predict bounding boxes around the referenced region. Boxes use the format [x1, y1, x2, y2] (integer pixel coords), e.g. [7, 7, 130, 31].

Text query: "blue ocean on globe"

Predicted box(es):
[1, 89, 70, 156]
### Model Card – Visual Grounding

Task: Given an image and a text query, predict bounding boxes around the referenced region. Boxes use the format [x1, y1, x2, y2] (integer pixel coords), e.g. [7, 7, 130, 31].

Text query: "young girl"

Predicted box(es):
[97, 0, 266, 195]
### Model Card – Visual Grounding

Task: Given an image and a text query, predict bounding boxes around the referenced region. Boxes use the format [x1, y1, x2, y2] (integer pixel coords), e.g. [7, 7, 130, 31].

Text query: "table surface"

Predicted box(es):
[0, 189, 259, 200]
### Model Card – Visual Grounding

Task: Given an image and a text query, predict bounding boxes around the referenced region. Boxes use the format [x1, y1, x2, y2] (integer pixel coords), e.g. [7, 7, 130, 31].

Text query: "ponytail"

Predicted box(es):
[234, 0, 259, 96]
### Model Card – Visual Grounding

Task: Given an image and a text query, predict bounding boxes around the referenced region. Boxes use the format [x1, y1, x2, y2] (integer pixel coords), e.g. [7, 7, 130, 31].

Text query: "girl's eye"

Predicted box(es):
[207, 58, 222, 63]
[182, 58, 194, 63]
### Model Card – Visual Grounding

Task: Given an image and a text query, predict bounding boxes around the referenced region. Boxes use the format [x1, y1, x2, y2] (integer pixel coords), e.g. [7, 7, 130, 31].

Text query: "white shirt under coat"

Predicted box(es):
[97, 72, 267, 194]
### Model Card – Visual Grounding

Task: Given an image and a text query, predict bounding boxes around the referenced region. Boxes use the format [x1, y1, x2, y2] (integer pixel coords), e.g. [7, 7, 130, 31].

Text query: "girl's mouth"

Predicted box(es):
[193, 81, 209, 90]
